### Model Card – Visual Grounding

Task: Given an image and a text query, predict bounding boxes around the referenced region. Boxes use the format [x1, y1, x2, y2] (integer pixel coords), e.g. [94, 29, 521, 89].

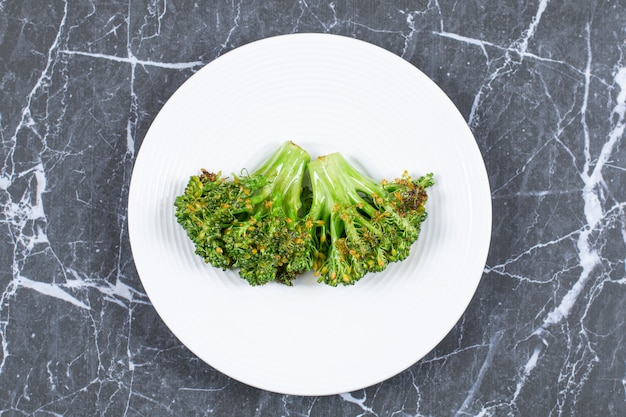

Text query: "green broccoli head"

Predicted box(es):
[175, 141, 434, 287]
[174, 170, 238, 269]
[304, 152, 434, 286]
[175, 141, 312, 285]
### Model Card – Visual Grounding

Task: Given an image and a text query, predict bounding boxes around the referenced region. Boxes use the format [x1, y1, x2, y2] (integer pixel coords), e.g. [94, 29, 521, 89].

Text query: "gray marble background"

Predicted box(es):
[2, 0, 625, 415]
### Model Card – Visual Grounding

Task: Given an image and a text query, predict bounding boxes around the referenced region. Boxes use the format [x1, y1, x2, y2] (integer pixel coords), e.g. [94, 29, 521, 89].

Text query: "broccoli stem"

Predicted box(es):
[307, 152, 383, 237]
[245, 141, 310, 221]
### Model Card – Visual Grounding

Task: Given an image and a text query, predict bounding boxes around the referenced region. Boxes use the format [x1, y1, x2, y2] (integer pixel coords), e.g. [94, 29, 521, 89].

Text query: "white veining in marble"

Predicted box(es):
[1, 0, 625, 416]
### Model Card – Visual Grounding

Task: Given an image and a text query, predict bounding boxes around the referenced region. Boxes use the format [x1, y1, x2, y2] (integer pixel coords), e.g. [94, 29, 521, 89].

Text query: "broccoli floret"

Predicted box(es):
[174, 141, 312, 285]
[176, 142, 434, 287]
[174, 169, 238, 270]
[304, 152, 434, 286]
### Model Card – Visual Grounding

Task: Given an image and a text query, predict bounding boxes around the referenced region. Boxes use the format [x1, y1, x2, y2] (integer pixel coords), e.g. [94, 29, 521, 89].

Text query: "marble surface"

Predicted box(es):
[1, 0, 625, 415]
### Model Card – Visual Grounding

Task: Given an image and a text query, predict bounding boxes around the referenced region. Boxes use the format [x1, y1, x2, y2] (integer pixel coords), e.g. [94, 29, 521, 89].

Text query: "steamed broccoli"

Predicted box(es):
[304, 152, 434, 286]
[174, 141, 312, 285]
[175, 141, 434, 286]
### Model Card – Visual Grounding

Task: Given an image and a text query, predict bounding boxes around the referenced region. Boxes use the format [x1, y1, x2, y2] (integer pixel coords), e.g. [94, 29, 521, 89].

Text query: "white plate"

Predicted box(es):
[128, 33, 491, 396]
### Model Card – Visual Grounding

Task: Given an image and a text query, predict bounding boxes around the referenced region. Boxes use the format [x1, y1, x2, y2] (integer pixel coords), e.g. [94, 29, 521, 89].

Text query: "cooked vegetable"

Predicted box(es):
[304, 152, 434, 285]
[175, 141, 434, 286]
[174, 141, 312, 285]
